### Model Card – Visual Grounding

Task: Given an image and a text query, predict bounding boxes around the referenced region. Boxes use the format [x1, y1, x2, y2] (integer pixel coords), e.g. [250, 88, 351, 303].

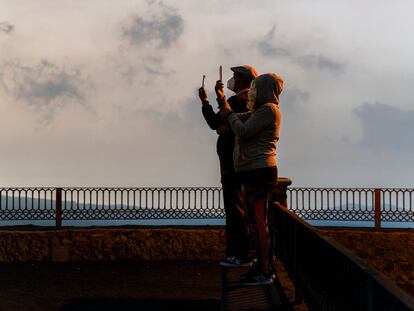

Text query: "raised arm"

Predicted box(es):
[201, 101, 221, 130]
[227, 104, 275, 139]
[199, 86, 221, 130]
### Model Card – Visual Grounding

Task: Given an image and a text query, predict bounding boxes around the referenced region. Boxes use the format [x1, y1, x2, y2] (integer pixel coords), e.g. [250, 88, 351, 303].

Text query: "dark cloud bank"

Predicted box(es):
[0, 59, 88, 123]
[353, 102, 414, 152]
[0, 21, 14, 34]
[118, 2, 183, 84]
[122, 2, 184, 48]
[257, 25, 345, 74]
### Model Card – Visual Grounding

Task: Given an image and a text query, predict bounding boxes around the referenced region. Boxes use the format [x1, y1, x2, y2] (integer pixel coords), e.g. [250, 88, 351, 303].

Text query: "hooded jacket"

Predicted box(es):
[227, 73, 283, 172]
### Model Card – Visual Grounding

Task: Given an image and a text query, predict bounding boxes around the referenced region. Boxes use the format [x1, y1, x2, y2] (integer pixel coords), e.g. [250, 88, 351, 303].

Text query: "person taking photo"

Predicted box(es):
[198, 65, 258, 266]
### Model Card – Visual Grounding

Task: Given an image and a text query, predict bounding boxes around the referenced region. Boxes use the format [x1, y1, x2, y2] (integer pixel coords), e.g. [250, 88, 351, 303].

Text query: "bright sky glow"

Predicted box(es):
[1, 0, 413, 187]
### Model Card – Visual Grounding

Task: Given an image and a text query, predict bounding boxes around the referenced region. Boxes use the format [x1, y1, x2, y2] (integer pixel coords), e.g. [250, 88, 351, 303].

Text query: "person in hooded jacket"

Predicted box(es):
[217, 72, 283, 286]
[198, 65, 258, 267]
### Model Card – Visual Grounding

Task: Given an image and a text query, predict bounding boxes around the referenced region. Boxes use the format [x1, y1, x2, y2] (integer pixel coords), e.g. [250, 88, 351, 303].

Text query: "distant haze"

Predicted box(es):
[1, 1, 413, 188]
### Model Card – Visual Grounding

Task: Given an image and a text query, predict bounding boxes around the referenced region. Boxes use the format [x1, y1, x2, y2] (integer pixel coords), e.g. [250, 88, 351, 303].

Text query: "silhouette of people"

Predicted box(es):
[198, 65, 258, 266]
[217, 72, 283, 285]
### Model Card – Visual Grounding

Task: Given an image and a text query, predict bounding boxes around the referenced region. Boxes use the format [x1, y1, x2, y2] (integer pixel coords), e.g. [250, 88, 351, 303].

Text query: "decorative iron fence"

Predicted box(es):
[61, 187, 224, 221]
[287, 188, 414, 228]
[1, 187, 413, 228]
[0, 187, 223, 227]
[0, 188, 56, 221]
[272, 202, 414, 310]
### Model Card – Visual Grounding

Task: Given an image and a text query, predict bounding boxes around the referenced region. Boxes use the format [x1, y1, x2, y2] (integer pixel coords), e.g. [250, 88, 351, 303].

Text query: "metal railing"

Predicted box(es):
[0, 187, 224, 227]
[271, 202, 414, 310]
[1, 187, 413, 228]
[288, 188, 414, 229]
[0, 188, 56, 221]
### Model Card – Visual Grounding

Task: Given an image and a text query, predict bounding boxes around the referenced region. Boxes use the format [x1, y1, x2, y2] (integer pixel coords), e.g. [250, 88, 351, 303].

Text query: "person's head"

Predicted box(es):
[248, 73, 284, 110]
[227, 65, 258, 93]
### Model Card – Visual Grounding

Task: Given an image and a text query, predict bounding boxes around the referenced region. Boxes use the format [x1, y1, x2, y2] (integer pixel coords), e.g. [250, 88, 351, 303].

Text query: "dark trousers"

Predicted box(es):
[238, 166, 278, 270]
[221, 172, 250, 259]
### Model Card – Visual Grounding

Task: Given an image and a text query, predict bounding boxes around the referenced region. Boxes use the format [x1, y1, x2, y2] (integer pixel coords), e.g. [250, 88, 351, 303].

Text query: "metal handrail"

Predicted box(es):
[271, 202, 414, 310]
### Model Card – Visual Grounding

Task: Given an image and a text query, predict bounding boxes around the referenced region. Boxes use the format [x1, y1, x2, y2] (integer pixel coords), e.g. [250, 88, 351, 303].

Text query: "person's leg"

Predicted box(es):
[221, 173, 251, 263]
[245, 169, 274, 272]
[253, 195, 270, 272]
[221, 173, 235, 257]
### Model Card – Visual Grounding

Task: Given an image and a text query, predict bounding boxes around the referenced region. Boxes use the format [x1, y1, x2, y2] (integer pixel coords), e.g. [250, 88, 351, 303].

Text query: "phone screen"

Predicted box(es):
[202, 75, 206, 88]
[219, 65, 223, 81]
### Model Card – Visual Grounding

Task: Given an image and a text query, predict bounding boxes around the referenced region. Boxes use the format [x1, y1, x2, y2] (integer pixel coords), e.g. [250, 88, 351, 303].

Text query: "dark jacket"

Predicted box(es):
[202, 93, 249, 175]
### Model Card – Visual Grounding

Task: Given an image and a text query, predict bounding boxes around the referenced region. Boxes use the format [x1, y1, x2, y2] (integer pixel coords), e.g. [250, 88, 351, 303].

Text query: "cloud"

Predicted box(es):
[294, 54, 345, 74]
[282, 87, 310, 112]
[0, 21, 14, 34]
[353, 102, 414, 152]
[122, 2, 184, 49]
[256, 25, 291, 57]
[0, 59, 90, 123]
[144, 65, 174, 77]
[257, 26, 345, 74]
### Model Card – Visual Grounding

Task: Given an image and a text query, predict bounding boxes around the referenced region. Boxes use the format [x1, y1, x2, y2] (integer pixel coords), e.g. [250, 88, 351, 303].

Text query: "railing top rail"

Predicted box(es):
[1, 186, 413, 191]
[0, 187, 223, 191]
[0, 187, 56, 191]
[288, 187, 414, 191]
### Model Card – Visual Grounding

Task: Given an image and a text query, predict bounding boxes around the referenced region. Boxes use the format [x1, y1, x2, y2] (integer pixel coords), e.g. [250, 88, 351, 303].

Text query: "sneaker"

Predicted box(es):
[240, 271, 273, 286]
[240, 267, 259, 281]
[269, 266, 278, 280]
[220, 256, 252, 267]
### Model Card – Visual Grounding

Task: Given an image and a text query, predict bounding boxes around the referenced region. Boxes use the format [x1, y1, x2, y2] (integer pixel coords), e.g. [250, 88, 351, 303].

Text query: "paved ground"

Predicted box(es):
[0, 260, 308, 311]
[0, 261, 221, 311]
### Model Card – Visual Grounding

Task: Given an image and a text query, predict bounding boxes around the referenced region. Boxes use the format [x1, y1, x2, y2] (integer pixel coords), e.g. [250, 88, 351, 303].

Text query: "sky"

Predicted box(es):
[0, 0, 413, 188]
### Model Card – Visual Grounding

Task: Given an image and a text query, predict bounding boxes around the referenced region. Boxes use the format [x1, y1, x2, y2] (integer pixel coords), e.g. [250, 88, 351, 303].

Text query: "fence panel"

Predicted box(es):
[0, 188, 56, 221]
[287, 188, 414, 223]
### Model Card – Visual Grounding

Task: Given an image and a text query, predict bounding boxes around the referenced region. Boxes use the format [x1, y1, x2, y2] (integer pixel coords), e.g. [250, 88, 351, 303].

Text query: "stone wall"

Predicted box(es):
[318, 228, 414, 296]
[2, 226, 413, 296]
[0, 227, 225, 262]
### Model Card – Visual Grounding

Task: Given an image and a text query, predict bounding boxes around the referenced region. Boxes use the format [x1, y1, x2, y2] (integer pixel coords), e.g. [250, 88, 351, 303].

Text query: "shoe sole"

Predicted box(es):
[241, 279, 273, 286]
[220, 262, 252, 267]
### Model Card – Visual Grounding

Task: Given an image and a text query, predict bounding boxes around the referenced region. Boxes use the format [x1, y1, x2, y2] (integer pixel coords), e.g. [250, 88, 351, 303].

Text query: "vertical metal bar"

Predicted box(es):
[56, 188, 62, 228]
[374, 188, 381, 231]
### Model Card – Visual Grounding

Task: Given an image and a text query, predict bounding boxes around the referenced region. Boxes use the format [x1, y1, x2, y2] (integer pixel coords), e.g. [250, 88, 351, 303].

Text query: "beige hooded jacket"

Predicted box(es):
[227, 73, 283, 172]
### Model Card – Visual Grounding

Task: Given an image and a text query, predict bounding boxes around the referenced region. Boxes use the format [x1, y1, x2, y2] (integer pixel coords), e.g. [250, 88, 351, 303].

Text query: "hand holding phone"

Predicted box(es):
[219, 65, 223, 81]
[199, 75, 208, 102]
[215, 79, 225, 106]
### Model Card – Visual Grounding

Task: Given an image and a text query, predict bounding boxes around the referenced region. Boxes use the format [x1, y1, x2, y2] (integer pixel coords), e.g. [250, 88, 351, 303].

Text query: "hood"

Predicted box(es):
[254, 73, 284, 107]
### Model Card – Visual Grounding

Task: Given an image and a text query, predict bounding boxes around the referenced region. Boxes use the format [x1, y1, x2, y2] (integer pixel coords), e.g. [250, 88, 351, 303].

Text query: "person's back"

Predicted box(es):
[233, 103, 280, 171]
[228, 73, 283, 172]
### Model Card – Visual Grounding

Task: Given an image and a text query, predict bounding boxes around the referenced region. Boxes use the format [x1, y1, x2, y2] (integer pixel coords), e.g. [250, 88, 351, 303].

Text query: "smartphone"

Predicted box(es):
[219, 65, 223, 81]
[202, 75, 206, 88]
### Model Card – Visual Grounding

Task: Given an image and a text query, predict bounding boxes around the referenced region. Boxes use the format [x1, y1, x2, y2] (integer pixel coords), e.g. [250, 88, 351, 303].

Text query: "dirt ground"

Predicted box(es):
[0, 260, 221, 311]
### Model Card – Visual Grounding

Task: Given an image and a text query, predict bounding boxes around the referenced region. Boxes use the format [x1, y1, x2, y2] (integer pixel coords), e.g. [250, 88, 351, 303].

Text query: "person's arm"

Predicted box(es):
[201, 101, 221, 130]
[227, 105, 275, 139]
[198, 87, 221, 130]
[237, 111, 252, 122]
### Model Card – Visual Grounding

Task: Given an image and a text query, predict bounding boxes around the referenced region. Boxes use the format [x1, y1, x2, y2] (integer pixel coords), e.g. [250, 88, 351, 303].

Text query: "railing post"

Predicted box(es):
[374, 188, 381, 231]
[55, 188, 62, 228]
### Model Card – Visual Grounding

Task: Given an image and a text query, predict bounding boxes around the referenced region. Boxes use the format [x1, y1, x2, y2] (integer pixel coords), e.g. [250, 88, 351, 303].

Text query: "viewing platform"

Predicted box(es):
[1, 182, 414, 310]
